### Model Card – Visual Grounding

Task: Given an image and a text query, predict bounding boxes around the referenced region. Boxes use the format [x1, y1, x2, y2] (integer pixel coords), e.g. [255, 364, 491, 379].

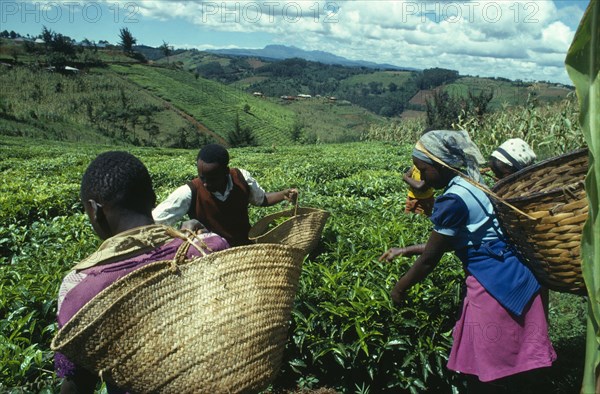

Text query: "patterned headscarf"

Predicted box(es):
[413, 129, 486, 183]
[491, 138, 536, 171]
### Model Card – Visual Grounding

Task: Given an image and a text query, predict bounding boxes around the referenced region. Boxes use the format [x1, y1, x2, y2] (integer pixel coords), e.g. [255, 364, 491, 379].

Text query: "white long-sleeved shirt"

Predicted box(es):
[152, 168, 266, 225]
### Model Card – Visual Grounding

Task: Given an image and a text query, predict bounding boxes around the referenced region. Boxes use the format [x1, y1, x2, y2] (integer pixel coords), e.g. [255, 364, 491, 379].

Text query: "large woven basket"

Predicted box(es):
[491, 148, 589, 295]
[51, 243, 305, 393]
[248, 207, 330, 255]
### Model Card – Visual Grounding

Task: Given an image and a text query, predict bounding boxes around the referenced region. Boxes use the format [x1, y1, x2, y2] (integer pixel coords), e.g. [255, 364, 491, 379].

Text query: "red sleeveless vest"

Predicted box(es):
[187, 168, 251, 246]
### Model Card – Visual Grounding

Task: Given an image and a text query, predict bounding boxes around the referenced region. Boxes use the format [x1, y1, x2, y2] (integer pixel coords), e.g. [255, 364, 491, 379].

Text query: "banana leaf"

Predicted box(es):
[565, 0, 600, 392]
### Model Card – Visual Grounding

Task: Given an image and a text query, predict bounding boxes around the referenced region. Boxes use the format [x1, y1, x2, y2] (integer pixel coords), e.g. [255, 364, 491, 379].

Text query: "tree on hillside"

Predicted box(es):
[50, 33, 76, 58]
[418, 67, 460, 89]
[468, 89, 494, 119]
[425, 90, 463, 129]
[119, 27, 136, 53]
[228, 113, 257, 148]
[160, 40, 172, 62]
[425, 88, 494, 129]
[41, 26, 53, 46]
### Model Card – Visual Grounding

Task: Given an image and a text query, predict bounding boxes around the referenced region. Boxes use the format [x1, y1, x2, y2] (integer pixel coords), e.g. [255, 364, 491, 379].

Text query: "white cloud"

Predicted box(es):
[113, 0, 587, 84]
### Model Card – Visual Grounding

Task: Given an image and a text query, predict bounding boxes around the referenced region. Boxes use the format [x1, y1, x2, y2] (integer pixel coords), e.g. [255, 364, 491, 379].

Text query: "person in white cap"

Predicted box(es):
[489, 138, 537, 179]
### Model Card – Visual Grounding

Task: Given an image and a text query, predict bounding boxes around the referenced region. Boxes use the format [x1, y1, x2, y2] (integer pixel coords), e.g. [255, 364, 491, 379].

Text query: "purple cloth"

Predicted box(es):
[447, 275, 556, 382]
[55, 234, 229, 381]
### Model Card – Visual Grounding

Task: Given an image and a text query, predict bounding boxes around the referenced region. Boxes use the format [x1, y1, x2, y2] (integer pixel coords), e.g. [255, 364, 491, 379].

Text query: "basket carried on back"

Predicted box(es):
[491, 148, 588, 295]
[51, 243, 305, 393]
[248, 207, 330, 255]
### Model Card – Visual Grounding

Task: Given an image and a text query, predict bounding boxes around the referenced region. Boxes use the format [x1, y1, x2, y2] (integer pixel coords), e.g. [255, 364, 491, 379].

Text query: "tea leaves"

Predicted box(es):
[0, 136, 586, 393]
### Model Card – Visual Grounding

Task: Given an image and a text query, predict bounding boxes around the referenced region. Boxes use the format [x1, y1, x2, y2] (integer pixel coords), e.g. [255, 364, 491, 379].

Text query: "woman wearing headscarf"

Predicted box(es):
[379, 130, 556, 392]
[489, 138, 537, 179]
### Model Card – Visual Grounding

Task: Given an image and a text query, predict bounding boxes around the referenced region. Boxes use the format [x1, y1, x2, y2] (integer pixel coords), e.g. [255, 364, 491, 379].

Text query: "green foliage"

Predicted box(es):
[281, 98, 385, 143]
[159, 41, 171, 61]
[425, 90, 464, 130]
[119, 27, 136, 53]
[425, 89, 493, 130]
[1, 136, 586, 393]
[463, 93, 585, 159]
[362, 118, 426, 144]
[364, 94, 585, 161]
[0, 65, 199, 145]
[113, 64, 297, 145]
[172, 125, 214, 149]
[417, 68, 460, 90]
[30, 26, 78, 70]
[0, 214, 97, 392]
[565, 1, 600, 391]
[228, 113, 257, 148]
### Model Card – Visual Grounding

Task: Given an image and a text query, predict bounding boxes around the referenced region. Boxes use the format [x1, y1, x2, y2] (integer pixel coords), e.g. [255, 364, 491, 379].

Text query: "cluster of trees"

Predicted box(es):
[172, 124, 215, 149]
[416, 67, 460, 89]
[192, 56, 465, 118]
[194, 56, 257, 83]
[1, 27, 153, 67]
[425, 88, 494, 129]
[83, 88, 162, 145]
[3, 26, 86, 69]
[251, 58, 368, 96]
[0, 30, 21, 39]
[338, 78, 420, 117]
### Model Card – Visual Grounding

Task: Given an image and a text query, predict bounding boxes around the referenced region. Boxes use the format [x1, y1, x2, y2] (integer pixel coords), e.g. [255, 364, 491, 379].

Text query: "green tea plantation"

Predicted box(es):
[0, 136, 586, 393]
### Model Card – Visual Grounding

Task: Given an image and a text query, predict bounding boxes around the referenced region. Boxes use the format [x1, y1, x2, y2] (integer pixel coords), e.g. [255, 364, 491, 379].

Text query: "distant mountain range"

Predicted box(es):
[207, 44, 416, 71]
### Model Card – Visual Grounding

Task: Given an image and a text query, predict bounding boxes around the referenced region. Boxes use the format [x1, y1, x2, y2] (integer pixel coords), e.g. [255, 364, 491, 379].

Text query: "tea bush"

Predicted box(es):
[0, 137, 586, 393]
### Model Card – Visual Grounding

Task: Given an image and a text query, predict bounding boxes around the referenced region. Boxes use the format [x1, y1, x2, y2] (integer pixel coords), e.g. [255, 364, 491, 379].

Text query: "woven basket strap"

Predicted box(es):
[165, 227, 212, 272]
[415, 141, 537, 221]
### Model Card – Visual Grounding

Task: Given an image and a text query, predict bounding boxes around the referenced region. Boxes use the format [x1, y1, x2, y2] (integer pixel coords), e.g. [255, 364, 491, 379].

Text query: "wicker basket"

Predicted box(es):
[491, 148, 589, 295]
[51, 243, 305, 393]
[248, 207, 330, 255]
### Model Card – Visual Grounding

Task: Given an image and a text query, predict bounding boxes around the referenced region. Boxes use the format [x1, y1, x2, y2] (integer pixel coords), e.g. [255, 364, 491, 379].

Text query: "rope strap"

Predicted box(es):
[415, 141, 537, 221]
[165, 227, 212, 272]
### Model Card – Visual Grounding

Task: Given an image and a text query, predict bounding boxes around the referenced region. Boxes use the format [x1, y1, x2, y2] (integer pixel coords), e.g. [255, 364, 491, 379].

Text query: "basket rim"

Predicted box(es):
[248, 207, 330, 240]
[51, 242, 304, 352]
[492, 179, 585, 206]
[491, 147, 588, 201]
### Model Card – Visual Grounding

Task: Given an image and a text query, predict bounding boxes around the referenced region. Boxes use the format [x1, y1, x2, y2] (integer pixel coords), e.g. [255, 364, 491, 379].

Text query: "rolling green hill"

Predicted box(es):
[0, 36, 574, 146]
[277, 97, 386, 143]
[0, 61, 304, 146]
[440, 77, 572, 107]
[110, 64, 297, 145]
[172, 50, 572, 119]
[0, 38, 385, 146]
[341, 70, 414, 87]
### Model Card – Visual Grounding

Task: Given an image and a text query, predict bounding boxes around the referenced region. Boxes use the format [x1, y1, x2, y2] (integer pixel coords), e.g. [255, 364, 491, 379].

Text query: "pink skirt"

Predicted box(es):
[447, 275, 557, 382]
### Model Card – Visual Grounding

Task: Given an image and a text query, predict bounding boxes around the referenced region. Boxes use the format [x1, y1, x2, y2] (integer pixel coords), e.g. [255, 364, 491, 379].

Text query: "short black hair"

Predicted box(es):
[197, 144, 229, 167]
[80, 151, 156, 215]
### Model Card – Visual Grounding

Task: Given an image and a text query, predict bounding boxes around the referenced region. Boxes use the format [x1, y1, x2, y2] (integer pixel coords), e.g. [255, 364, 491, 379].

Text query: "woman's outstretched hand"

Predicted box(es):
[379, 247, 406, 262]
[284, 188, 299, 204]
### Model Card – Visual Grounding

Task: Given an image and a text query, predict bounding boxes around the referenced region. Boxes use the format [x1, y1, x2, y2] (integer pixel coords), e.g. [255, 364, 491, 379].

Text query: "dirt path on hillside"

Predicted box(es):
[113, 73, 227, 145]
[161, 101, 227, 145]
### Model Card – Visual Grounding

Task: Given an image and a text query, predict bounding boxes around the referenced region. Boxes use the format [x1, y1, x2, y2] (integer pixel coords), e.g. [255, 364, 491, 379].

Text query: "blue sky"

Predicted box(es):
[0, 0, 590, 84]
